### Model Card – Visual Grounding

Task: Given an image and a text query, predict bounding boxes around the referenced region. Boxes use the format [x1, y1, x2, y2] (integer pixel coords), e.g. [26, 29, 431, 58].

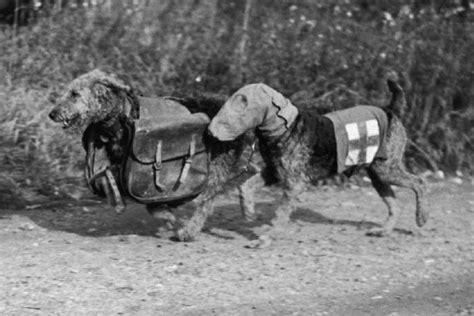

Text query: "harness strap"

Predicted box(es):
[85, 140, 95, 192]
[178, 134, 197, 184]
[153, 140, 165, 191]
[105, 169, 125, 213]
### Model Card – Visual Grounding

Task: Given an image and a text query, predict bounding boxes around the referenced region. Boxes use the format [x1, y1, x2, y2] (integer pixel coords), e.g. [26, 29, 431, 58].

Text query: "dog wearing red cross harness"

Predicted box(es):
[209, 79, 428, 246]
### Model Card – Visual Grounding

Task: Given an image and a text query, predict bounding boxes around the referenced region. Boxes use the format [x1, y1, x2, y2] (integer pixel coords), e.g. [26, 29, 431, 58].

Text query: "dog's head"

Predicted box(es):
[48, 69, 132, 132]
[208, 83, 298, 141]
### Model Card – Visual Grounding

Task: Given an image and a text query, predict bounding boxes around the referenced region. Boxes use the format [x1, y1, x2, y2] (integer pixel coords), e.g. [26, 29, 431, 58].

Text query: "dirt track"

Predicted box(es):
[1, 180, 473, 315]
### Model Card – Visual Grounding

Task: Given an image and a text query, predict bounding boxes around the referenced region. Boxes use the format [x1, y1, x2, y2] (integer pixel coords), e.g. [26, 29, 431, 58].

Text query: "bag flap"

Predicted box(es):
[132, 112, 210, 163]
[137, 97, 194, 124]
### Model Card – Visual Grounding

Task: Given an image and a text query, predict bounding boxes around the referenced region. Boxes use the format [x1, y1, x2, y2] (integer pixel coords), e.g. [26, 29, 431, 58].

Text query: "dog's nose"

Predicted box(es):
[49, 109, 58, 121]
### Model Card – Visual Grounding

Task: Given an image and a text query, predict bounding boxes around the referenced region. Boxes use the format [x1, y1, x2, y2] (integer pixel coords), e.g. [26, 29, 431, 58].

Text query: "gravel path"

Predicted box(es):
[1, 180, 473, 315]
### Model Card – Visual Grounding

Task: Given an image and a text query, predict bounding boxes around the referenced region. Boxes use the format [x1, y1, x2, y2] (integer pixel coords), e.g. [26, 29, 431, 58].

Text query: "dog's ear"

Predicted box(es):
[92, 82, 112, 99]
[88, 69, 132, 95]
[100, 77, 132, 93]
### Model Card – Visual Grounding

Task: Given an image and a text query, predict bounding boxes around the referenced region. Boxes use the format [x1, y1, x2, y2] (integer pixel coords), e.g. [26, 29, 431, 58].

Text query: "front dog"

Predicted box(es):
[49, 69, 256, 241]
[209, 80, 428, 240]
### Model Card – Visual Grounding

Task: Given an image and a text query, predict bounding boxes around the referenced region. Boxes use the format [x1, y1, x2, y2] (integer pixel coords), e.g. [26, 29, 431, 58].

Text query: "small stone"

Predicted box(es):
[245, 235, 272, 249]
[420, 170, 433, 178]
[371, 295, 383, 300]
[424, 258, 435, 265]
[456, 170, 463, 177]
[341, 201, 356, 207]
[451, 177, 462, 184]
[434, 170, 445, 179]
[434, 296, 443, 301]
[164, 265, 178, 273]
[19, 223, 35, 231]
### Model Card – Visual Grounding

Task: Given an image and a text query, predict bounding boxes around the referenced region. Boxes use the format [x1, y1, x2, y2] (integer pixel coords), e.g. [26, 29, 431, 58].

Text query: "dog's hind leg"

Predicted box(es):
[386, 165, 428, 228]
[175, 197, 214, 242]
[367, 160, 428, 236]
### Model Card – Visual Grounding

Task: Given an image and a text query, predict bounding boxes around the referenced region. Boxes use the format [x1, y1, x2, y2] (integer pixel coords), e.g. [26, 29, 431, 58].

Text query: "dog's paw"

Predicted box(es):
[416, 209, 429, 227]
[175, 226, 198, 242]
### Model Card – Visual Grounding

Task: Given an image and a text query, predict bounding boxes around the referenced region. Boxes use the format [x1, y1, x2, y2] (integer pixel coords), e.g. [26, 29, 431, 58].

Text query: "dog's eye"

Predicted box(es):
[70, 91, 80, 98]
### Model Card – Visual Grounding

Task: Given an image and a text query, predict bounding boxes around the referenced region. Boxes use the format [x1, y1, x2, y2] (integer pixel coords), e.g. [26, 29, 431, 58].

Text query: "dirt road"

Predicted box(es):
[1, 180, 473, 315]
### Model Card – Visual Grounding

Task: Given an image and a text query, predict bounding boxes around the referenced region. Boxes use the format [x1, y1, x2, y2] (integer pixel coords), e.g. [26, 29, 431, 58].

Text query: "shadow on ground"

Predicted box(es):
[0, 196, 416, 240]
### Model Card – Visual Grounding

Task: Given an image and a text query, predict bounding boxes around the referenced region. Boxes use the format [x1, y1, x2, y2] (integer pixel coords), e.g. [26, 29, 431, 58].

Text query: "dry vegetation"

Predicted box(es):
[0, 0, 473, 206]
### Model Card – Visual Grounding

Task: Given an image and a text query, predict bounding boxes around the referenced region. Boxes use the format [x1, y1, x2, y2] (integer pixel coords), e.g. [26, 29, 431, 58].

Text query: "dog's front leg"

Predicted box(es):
[175, 196, 214, 242]
[271, 186, 300, 227]
[239, 173, 265, 221]
[247, 181, 303, 248]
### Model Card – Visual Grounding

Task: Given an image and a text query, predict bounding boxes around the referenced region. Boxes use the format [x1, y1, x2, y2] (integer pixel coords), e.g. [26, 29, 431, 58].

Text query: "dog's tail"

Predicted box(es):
[386, 79, 406, 117]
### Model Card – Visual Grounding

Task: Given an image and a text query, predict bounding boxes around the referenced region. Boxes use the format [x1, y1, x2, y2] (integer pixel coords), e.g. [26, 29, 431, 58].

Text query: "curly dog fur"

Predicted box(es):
[49, 69, 256, 241]
[209, 80, 428, 242]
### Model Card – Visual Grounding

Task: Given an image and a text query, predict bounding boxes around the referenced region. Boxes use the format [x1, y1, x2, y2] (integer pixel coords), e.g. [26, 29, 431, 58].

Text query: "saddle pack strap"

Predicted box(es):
[105, 169, 125, 213]
[178, 134, 196, 184]
[83, 134, 125, 214]
[153, 140, 165, 191]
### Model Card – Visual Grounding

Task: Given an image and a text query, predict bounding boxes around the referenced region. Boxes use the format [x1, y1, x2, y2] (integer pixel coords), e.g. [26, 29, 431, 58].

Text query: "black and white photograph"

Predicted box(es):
[0, 0, 473, 314]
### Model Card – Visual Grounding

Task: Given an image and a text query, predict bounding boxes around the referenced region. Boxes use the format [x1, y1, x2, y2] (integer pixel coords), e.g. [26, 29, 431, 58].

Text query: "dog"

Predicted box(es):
[208, 80, 428, 243]
[49, 69, 257, 241]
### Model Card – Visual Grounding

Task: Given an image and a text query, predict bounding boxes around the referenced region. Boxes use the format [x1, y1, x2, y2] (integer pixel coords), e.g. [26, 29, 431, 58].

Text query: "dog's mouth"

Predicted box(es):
[57, 113, 81, 129]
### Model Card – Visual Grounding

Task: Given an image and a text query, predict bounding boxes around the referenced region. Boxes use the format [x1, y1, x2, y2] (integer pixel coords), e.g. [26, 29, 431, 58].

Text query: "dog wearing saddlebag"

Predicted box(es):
[49, 69, 257, 241]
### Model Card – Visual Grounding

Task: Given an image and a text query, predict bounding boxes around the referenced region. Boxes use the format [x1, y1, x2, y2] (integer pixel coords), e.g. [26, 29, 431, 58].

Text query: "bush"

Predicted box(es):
[0, 2, 472, 204]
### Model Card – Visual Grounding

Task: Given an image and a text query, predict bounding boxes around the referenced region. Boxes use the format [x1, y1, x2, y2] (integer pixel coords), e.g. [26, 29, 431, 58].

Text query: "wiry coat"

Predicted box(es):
[209, 81, 428, 243]
[49, 69, 256, 241]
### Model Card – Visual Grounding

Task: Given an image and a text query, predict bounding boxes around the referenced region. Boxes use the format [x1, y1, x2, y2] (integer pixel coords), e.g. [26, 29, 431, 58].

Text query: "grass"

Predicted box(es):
[0, 3, 472, 206]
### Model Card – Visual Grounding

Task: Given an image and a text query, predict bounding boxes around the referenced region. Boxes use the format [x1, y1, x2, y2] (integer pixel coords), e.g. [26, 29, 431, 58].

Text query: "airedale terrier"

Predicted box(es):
[49, 69, 256, 241]
[209, 80, 428, 241]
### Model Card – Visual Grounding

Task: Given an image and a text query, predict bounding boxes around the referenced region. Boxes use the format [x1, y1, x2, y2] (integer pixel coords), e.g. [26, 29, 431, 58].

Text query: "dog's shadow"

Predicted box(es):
[206, 201, 414, 240]
[0, 199, 166, 238]
[0, 198, 413, 240]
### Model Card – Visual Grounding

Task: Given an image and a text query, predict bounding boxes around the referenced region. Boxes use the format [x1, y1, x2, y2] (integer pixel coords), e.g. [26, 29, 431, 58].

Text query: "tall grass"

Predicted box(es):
[0, 3, 472, 206]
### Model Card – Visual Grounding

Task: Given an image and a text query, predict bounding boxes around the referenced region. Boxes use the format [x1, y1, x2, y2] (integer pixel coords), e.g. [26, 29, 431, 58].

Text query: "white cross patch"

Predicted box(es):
[344, 119, 380, 167]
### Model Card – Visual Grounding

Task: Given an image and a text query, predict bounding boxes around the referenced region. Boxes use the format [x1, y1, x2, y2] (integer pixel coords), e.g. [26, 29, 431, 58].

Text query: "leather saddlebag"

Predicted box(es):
[123, 100, 210, 204]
